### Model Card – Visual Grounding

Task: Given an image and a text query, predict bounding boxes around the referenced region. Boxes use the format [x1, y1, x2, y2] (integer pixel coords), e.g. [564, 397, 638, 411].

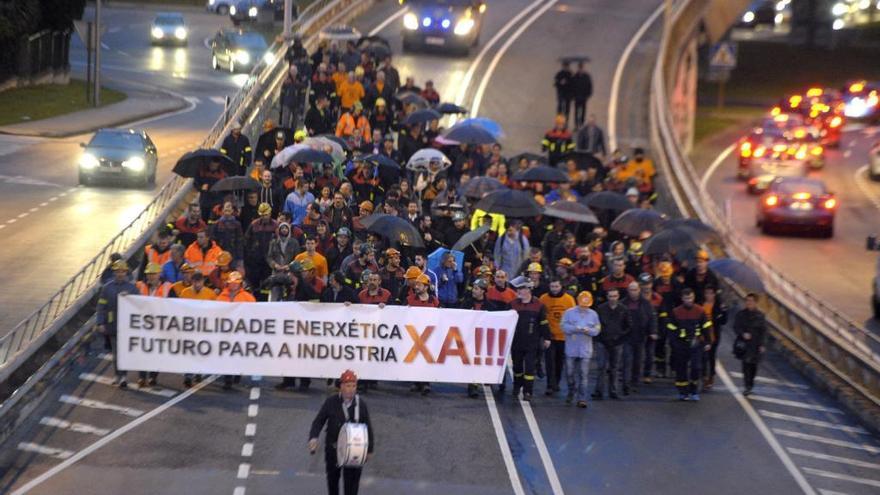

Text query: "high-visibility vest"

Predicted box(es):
[144, 244, 172, 267]
[136, 281, 171, 297]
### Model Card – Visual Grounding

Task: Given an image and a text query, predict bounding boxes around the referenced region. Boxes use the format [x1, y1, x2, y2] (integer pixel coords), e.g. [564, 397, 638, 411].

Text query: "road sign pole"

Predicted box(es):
[94, 0, 102, 107]
[283, 0, 294, 40]
[86, 22, 92, 104]
[717, 79, 726, 109]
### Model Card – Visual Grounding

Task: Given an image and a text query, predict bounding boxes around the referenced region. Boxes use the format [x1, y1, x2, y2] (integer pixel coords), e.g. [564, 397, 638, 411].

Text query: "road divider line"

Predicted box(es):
[608, 2, 666, 151]
[40, 417, 111, 437]
[248, 404, 259, 417]
[59, 394, 145, 418]
[801, 467, 880, 488]
[729, 371, 811, 389]
[817, 489, 850, 495]
[17, 442, 74, 460]
[79, 372, 176, 398]
[238, 463, 251, 479]
[853, 165, 880, 211]
[12, 376, 217, 495]
[520, 399, 565, 495]
[245, 423, 256, 437]
[773, 429, 880, 454]
[249, 387, 260, 401]
[233, 487, 246, 495]
[241, 443, 254, 457]
[749, 395, 843, 414]
[482, 386, 525, 495]
[759, 410, 869, 434]
[788, 447, 880, 470]
[699, 143, 736, 195]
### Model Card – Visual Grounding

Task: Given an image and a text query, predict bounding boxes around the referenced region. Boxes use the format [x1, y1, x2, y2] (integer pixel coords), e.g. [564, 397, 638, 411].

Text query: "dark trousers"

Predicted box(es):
[703, 334, 721, 380]
[742, 361, 759, 390]
[574, 99, 588, 127]
[643, 337, 656, 378]
[545, 340, 566, 390]
[138, 371, 158, 380]
[556, 94, 571, 121]
[325, 448, 362, 495]
[653, 328, 671, 377]
[594, 342, 623, 396]
[672, 343, 703, 395]
[511, 348, 537, 395]
[106, 333, 126, 379]
[622, 339, 645, 388]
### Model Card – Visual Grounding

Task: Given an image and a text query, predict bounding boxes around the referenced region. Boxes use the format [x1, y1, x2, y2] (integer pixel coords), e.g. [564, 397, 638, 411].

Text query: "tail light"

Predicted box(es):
[765, 195, 779, 207]
[792, 192, 811, 200]
[770, 107, 782, 116]
[823, 197, 837, 209]
[811, 146, 824, 156]
[850, 81, 866, 93]
[754, 146, 766, 158]
[829, 116, 843, 128]
[789, 95, 802, 108]
[740, 141, 752, 157]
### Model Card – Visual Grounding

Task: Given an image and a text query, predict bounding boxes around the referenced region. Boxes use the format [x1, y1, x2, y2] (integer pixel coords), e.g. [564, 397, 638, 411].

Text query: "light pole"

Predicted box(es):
[283, 0, 294, 40]
[94, 0, 102, 106]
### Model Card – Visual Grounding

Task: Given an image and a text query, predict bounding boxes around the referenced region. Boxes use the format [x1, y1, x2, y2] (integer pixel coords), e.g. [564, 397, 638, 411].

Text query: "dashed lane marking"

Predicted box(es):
[772, 429, 880, 454]
[729, 371, 811, 389]
[241, 443, 254, 457]
[759, 410, 869, 434]
[818, 490, 851, 495]
[788, 447, 880, 470]
[802, 467, 880, 489]
[749, 395, 843, 414]
[247, 404, 259, 417]
[79, 372, 176, 398]
[854, 165, 880, 210]
[5, 219, 14, 224]
[249, 387, 260, 401]
[28, 207, 38, 213]
[59, 395, 144, 418]
[210, 96, 229, 105]
[17, 213, 27, 219]
[245, 423, 256, 437]
[39, 417, 110, 437]
[237, 463, 250, 479]
[843, 150, 852, 158]
[233, 487, 246, 495]
[17, 442, 74, 460]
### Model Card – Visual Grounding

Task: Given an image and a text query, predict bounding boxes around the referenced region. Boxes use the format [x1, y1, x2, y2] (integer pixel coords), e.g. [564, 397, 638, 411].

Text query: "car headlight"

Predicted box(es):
[79, 153, 99, 170]
[441, 18, 451, 29]
[831, 2, 848, 17]
[235, 50, 251, 64]
[742, 11, 755, 23]
[230, 5, 237, 15]
[209, 0, 216, 5]
[248, 6, 258, 17]
[151, 27, 164, 38]
[123, 157, 146, 171]
[845, 98, 870, 118]
[175, 27, 187, 39]
[422, 17, 432, 27]
[263, 51, 276, 64]
[403, 12, 419, 30]
[454, 18, 474, 35]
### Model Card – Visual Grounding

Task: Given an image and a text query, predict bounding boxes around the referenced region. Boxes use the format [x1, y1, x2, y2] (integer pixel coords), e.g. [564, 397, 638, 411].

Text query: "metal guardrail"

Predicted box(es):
[0, 0, 368, 383]
[651, 0, 880, 405]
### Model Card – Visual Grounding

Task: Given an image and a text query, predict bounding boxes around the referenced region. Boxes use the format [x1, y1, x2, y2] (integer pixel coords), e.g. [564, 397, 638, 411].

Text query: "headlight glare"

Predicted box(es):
[79, 153, 99, 169]
[248, 6, 258, 17]
[151, 27, 164, 38]
[174, 27, 187, 39]
[123, 157, 146, 171]
[454, 18, 474, 35]
[235, 50, 251, 64]
[403, 13, 419, 30]
[263, 51, 276, 64]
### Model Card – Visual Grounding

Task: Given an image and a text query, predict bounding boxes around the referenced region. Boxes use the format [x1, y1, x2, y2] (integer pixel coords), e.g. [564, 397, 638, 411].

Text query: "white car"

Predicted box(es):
[206, 0, 233, 15]
[869, 141, 880, 181]
[746, 144, 809, 194]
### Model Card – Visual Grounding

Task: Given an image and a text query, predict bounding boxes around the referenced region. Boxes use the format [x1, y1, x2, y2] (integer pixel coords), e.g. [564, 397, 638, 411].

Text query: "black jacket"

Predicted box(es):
[734, 308, 766, 363]
[623, 296, 657, 344]
[309, 394, 374, 454]
[596, 302, 631, 346]
[304, 106, 335, 136]
[320, 284, 357, 303]
[570, 71, 593, 101]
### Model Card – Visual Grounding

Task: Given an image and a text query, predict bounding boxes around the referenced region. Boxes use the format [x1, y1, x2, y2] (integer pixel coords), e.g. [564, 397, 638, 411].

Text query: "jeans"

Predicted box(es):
[556, 94, 572, 122]
[594, 342, 623, 396]
[574, 99, 588, 127]
[566, 356, 591, 402]
[622, 339, 645, 388]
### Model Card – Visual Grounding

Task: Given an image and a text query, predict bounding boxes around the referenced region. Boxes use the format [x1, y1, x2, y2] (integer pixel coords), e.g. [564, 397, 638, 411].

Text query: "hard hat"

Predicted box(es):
[359, 200, 374, 212]
[289, 261, 303, 272]
[258, 203, 272, 216]
[144, 262, 162, 275]
[275, 130, 286, 140]
[294, 129, 307, 141]
[577, 291, 593, 308]
[510, 275, 533, 289]
[227, 271, 244, 284]
[217, 251, 233, 267]
[452, 211, 467, 222]
[657, 261, 674, 278]
[638, 272, 653, 285]
[625, 187, 639, 197]
[527, 262, 543, 273]
[111, 260, 129, 271]
[180, 262, 195, 273]
[385, 248, 400, 257]
[473, 278, 488, 290]
[263, 119, 276, 132]
[695, 250, 710, 261]
[353, 101, 364, 112]
[477, 266, 492, 276]
[628, 241, 643, 256]
[337, 227, 352, 237]
[405, 266, 423, 280]
[340, 369, 358, 384]
[375, 97, 386, 107]
[554, 114, 566, 126]
[416, 274, 430, 285]
[231, 120, 242, 130]
[557, 258, 574, 267]
[354, 66, 364, 77]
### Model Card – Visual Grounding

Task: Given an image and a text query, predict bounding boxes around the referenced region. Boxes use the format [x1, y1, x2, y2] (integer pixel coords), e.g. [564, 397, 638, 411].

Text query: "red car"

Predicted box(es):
[756, 177, 837, 237]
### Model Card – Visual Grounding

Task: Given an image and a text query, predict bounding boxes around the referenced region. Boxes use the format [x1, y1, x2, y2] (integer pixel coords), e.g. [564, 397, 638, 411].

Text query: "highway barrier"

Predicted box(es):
[651, 0, 880, 427]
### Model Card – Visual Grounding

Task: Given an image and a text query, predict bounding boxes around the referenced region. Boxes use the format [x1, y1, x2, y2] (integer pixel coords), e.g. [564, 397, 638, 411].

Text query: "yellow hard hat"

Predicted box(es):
[405, 266, 423, 280]
[294, 129, 307, 141]
[416, 274, 430, 285]
[299, 257, 315, 270]
[258, 203, 272, 216]
[217, 251, 233, 267]
[375, 97, 386, 107]
[657, 261, 673, 277]
[227, 271, 244, 284]
[695, 250, 710, 261]
[577, 291, 593, 308]
[144, 263, 162, 275]
[527, 262, 543, 273]
[111, 260, 129, 271]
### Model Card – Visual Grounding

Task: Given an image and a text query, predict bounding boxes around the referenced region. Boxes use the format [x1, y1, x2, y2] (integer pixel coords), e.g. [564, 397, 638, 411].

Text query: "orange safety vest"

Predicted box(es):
[184, 240, 224, 276]
[217, 288, 256, 302]
[144, 244, 172, 267]
[136, 281, 171, 297]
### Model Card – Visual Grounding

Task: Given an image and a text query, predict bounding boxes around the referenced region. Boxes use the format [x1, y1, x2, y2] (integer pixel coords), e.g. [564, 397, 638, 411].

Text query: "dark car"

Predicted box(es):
[229, 0, 291, 24]
[756, 177, 836, 237]
[401, 0, 486, 55]
[211, 29, 272, 73]
[842, 80, 880, 122]
[737, 1, 776, 28]
[150, 12, 188, 46]
[78, 129, 158, 187]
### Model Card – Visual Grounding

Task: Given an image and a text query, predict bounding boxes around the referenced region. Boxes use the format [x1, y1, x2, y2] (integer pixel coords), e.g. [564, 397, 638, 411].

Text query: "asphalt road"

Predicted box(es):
[0, 4, 242, 335]
[1, 1, 879, 495]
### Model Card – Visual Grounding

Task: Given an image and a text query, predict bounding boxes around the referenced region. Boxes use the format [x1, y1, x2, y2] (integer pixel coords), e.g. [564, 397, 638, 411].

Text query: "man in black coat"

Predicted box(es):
[309, 370, 374, 495]
[593, 287, 631, 399]
[553, 61, 573, 121]
[734, 293, 766, 396]
[571, 62, 593, 128]
[220, 121, 252, 176]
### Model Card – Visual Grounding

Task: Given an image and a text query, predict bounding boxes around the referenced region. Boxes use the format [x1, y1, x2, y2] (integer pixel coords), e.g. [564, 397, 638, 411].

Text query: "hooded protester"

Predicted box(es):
[267, 222, 301, 271]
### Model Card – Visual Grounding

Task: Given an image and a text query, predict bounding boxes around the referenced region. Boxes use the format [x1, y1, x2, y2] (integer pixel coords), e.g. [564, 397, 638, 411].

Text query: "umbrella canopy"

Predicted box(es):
[303, 136, 345, 165]
[428, 248, 464, 276]
[396, 91, 429, 108]
[709, 258, 765, 293]
[642, 227, 703, 256]
[458, 117, 504, 140]
[662, 218, 721, 244]
[509, 152, 548, 168]
[173, 149, 237, 177]
[317, 134, 351, 154]
[270, 144, 309, 169]
[319, 24, 362, 41]
[610, 208, 667, 236]
[211, 176, 261, 192]
[443, 122, 497, 145]
[406, 148, 451, 173]
[460, 176, 507, 199]
[402, 108, 442, 126]
[359, 153, 400, 171]
[452, 224, 492, 252]
[544, 201, 599, 224]
[359, 213, 425, 247]
[474, 189, 543, 218]
[436, 102, 468, 114]
[290, 147, 334, 165]
[357, 35, 392, 59]
[564, 150, 603, 170]
[582, 191, 634, 211]
[512, 165, 570, 183]
[559, 55, 591, 64]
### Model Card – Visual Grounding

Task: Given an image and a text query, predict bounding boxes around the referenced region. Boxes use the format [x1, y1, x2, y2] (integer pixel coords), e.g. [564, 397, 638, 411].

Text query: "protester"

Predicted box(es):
[734, 293, 767, 396]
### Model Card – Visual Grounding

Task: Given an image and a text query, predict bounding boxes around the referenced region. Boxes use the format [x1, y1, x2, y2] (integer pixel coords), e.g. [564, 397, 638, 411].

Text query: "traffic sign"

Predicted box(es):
[709, 42, 737, 70]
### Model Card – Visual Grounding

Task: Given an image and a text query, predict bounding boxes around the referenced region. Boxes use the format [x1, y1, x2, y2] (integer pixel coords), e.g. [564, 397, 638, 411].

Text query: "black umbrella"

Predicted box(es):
[662, 218, 721, 244]
[173, 149, 237, 178]
[290, 147, 334, 164]
[402, 108, 442, 126]
[211, 176, 261, 192]
[544, 201, 599, 224]
[474, 189, 543, 217]
[709, 259, 765, 293]
[509, 152, 548, 167]
[564, 150, 603, 170]
[582, 191, 634, 211]
[444, 123, 497, 145]
[396, 91, 429, 108]
[559, 55, 591, 64]
[642, 227, 703, 256]
[610, 208, 667, 236]
[460, 176, 507, 199]
[436, 102, 468, 114]
[452, 224, 492, 251]
[357, 36, 392, 59]
[317, 134, 351, 153]
[512, 165, 570, 183]
[360, 213, 425, 247]
[359, 153, 400, 171]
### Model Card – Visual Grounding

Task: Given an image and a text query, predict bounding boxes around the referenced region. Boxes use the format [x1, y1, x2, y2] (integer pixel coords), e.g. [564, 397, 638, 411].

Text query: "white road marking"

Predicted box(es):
[79, 372, 176, 398]
[28, 207, 38, 213]
[520, 398, 565, 495]
[108, 27, 121, 33]
[100, 42, 110, 50]
[368, 7, 407, 36]
[184, 96, 201, 106]
[6, 219, 15, 224]
[848, 139, 857, 148]
[97, 352, 113, 361]
[772, 429, 880, 454]
[818, 490, 851, 495]
[608, 2, 666, 151]
[245, 423, 256, 437]
[0, 225, 5, 230]
[788, 447, 880, 470]
[716, 364, 817, 495]
[59, 394, 144, 418]
[49, 196, 58, 201]
[802, 467, 880, 488]
[17, 442, 74, 460]
[17, 213, 28, 218]
[482, 386, 525, 495]
[12, 376, 217, 494]
[699, 143, 737, 194]
[729, 371, 810, 389]
[251, 375, 262, 381]
[241, 442, 254, 457]
[40, 417, 111, 437]
[0, 174, 63, 188]
[39, 202, 48, 206]
[210, 96, 228, 105]
[853, 165, 880, 210]
[759, 410, 869, 434]
[248, 404, 259, 417]
[748, 395, 843, 414]
[249, 387, 260, 400]
[250, 470, 280, 475]
[237, 463, 251, 479]
[233, 487, 246, 495]
[471, 0, 560, 118]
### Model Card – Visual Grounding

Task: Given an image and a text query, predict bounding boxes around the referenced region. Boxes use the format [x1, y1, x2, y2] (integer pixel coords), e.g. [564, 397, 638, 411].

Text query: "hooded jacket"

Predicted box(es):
[267, 223, 302, 269]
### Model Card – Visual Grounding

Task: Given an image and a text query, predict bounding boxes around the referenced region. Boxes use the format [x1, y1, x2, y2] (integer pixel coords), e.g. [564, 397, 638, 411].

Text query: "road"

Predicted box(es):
[1, 1, 879, 494]
[0, 3, 241, 335]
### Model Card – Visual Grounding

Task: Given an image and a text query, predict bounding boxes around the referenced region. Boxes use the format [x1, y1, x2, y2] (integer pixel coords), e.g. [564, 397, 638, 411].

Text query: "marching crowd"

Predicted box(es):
[96, 38, 768, 408]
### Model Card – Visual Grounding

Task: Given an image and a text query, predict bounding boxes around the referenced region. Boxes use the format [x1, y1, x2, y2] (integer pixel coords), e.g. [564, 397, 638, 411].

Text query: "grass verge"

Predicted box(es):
[0, 79, 127, 127]
[694, 105, 765, 145]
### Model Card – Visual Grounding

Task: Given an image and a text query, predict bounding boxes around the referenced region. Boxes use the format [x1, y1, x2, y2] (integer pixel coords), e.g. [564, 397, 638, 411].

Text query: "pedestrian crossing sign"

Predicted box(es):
[709, 42, 737, 69]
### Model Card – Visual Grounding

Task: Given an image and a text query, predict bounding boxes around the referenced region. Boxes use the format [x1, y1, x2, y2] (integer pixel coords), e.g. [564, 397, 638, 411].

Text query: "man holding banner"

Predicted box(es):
[509, 276, 551, 402]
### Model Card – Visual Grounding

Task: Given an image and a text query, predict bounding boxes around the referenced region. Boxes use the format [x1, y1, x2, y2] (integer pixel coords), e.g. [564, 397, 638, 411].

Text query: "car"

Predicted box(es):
[783, 88, 845, 147]
[738, 1, 776, 29]
[756, 177, 836, 237]
[206, 0, 233, 15]
[745, 142, 810, 194]
[842, 80, 880, 122]
[211, 29, 272, 73]
[229, 0, 290, 24]
[869, 141, 880, 181]
[400, 0, 486, 55]
[150, 12, 188, 46]
[78, 129, 158, 187]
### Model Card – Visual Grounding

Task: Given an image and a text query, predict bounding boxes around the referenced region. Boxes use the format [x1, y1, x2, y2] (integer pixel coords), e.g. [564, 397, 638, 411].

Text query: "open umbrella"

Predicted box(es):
[359, 153, 400, 171]
[662, 218, 721, 244]
[443, 122, 497, 145]
[564, 150, 603, 170]
[211, 176, 261, 192]
[402, 108, 442, 126]
[544, 201, 599, 224]
[303, 136, 345, 165]
[317, 134, 351, 154]
[359, 213, 425, 247]
[509, 152, 548, 167]
[396, 91, 429, 108]
[642, 227, 703, 256]
[709, 258, 765, 293]
[406, 148, 451, 172]
[289, 147, 334, 165]
[173, 149, 237, 177]
[452, 224, 492, 251]
[611, 208, 667, 236]
[460, 176, 507, 199]
[319, 24, 362, 41]
[357, 35, 392, 59]
[428, 248, 464, 276]
[582, 191, 634, 211]
[436, 102, 468, 114]
[512, 165, 570, 183]
[458, 117, 504, 140]
[270, 144, 309, 169]
[474, 189, 543, 218]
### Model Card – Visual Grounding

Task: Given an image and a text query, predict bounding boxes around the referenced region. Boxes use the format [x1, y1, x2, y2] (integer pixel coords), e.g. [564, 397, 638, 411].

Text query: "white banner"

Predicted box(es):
[117, 295, 517, 384]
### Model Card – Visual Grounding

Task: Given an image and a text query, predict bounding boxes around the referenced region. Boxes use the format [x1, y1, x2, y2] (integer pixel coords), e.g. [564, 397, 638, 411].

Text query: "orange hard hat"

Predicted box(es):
[340, 369, 358, 384]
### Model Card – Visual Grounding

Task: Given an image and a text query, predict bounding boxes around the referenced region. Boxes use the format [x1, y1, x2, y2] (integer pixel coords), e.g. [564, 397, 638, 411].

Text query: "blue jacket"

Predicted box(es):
[437, 266, 464, 305]
[561, 306, 601, 358]
[283, 190, 315, 226]
[161, 260, 183, 283]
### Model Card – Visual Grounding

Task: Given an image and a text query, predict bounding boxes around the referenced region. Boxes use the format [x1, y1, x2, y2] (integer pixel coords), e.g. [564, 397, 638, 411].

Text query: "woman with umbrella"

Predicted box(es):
[195, 157, 229, 221]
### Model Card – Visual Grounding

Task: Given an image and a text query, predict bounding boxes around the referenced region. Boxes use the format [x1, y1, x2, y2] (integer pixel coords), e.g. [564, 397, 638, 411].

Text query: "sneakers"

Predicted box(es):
[183, 378, 193, 388]
[678, 393, 689, 401]
[467, 385, 479, 398]
[576, 401, 588, 409]
[119, 380, 128, 389]
[522, 393, 533, 402]
[690, 393, 701, 402]
[148, 378, 157, 387]
[743, 387, 753, 396]
[421, 384, 432, 396]
[137, 378, 146, 388]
